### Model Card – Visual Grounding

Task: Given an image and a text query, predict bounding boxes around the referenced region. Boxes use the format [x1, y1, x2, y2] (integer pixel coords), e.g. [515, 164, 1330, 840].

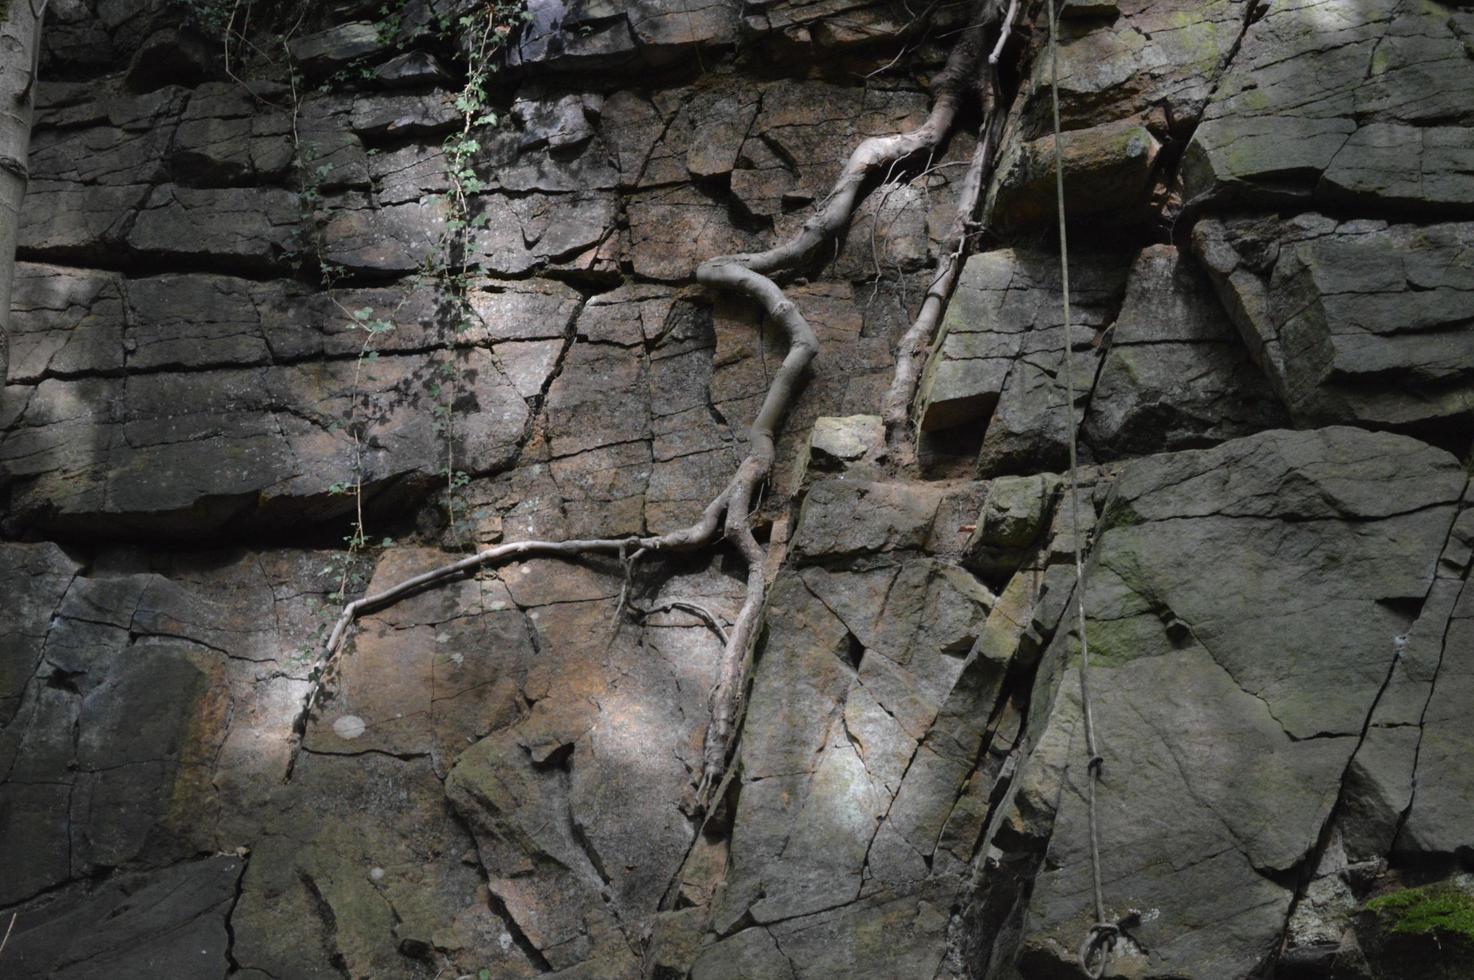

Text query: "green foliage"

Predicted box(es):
[170, 0, 237, 32]
[271, 0, 530, 632]
[429, 1, 527, 543]
[171, 0, 307, 34]
[1367, 884, 1474, 944]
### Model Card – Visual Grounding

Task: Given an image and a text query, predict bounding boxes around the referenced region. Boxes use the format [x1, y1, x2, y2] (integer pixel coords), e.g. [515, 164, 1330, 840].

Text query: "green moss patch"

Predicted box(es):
[1367, 883, 1474, 944]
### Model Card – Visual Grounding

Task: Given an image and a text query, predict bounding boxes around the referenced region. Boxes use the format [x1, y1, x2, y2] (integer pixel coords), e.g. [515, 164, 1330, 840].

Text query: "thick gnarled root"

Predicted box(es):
[307, 0, 1017, 809]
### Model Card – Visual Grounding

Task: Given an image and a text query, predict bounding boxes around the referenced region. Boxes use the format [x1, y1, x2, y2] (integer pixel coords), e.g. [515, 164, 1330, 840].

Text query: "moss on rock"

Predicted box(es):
[1367, 883, 1474, 944]
[1359, 879, 1474, 980]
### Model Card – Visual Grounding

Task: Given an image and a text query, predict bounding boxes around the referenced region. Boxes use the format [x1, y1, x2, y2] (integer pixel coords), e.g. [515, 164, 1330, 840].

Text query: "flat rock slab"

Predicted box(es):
[1009, 426, 1465, 977]
[0, 857, 243, 980]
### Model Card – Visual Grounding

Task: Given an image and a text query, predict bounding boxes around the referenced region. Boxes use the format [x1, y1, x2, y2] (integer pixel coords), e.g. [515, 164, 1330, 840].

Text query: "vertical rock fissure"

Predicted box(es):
[1388, 563, 1470, 856]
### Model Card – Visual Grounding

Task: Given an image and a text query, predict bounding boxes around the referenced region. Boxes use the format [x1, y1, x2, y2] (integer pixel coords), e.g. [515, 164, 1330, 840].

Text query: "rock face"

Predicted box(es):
[1005, 427, 1463, 977]
[2, 1, 1471, 979]
[1180, 0, 1474, 215]
[1194, 215, 1474, 430]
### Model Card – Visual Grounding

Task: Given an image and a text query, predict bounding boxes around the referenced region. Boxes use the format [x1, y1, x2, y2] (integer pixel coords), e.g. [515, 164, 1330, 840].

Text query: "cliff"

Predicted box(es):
[0, 0, 1471, 977]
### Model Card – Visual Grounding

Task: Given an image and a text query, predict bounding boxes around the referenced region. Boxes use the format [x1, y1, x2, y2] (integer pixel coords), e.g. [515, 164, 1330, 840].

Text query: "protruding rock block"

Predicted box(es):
[1194, 214, 1474, 430]
[963, 473, 1062, 581]
[793, 414, 884, 487]
[990, 117, 1162, 228]
[1083, 244, 1287, 456]
[287, 22, 390, 76]
[915, 248, 1128, 444]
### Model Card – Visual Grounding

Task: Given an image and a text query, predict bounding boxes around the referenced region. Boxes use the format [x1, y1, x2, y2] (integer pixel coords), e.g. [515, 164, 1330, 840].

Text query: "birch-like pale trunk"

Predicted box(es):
[0, 0, 43, 385]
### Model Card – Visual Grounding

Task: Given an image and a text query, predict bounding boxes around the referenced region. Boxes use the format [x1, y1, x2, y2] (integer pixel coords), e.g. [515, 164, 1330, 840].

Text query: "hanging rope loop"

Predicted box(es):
[1078, 921, 1119, 979]
[1077, 910, 1143, 978]
[1041, 0, 1123, 973]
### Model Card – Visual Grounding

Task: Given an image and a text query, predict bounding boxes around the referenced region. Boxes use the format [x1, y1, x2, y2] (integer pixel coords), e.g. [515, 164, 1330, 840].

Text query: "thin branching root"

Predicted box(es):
[304, 0, 1016, 809]
[882, 0, 1020, 459]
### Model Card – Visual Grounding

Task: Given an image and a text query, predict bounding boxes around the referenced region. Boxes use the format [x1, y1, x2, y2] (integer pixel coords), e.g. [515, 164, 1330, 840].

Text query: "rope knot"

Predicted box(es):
[1077, 910, 1142, 979]
[1078, 921, 1119, 979]
[1087, 754, 1104, 776]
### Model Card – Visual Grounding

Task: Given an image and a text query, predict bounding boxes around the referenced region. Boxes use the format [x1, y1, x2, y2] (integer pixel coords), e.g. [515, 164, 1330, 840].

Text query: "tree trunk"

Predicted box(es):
[0, 0, 41, 385]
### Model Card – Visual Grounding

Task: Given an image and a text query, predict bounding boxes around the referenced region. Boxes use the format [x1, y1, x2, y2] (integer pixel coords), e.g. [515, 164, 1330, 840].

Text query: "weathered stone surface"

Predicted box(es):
[28, 87, 183, 187]
[511, 0, 738, 71]
[1017, 0, 1251, 137]
[10, 3, 1474, 977]
[441, 560, 729, 970]
[1395, 570, 1474, 860]
[1083, 244, 1287, 456]
[320, 193, 447, 273]
[0, 351, 530, 534]
[1000, 427, 1464, 977]
[350, 92, 460, 139]
[1182, 0, 1474, 213]
[172, 82, 294, 186]
[752, 81, 929, 234]
[19, 181, 154, 260]
[1355, 876, 1474, 980]
[0, 547, 333, 909]
[472, 191, 622, 277]
[0, 857, 244, 979]
[1194, 214, 1474, 429]
[374, 49, 453, 88]
[715, 501, 1019, 968]
[962, 473, 1061, 581]
[627, 184, 757, 281]
[125, 27, 220, 92]
[511, 0, 642, 71]
[793, 413, 884, 487]
[127, 185, 302, 272]
[233, 751, 528, 979]
[288, 22, 390, 76]
[792, 480, 943, 561]
[4, 263, 589, 387]
[990, 117, 1162, 228]
[916, 248, 1129, 441]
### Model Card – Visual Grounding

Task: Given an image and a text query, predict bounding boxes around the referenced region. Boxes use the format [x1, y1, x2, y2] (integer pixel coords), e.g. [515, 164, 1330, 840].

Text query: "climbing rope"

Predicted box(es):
[1044, 0, 1116, 976]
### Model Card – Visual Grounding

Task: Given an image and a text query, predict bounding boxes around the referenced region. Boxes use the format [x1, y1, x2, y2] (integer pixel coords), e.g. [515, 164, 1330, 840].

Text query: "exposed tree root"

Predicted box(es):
[303, 0, 1011, 807]
[882, 0, 1019, 458]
